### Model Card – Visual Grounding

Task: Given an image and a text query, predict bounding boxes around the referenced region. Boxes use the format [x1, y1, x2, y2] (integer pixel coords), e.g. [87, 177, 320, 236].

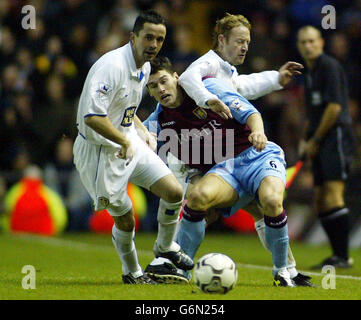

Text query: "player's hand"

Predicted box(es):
[304, 138, 320, 159]
[248, 131, 267, 151]
[278, 61, 304, 87]
[118, 140, 134, 165]
[207, 99, 233, 120]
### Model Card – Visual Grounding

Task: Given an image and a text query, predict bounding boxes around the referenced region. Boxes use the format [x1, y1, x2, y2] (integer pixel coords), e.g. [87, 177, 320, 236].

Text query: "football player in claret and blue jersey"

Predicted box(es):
[143, 56, 314, 287]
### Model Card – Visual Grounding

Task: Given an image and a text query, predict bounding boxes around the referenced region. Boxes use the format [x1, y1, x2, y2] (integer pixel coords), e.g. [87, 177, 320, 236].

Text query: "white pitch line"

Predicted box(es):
[8, 234, 361, 281]
[236, 263, 361, 281]
[7, 233, 154, 256]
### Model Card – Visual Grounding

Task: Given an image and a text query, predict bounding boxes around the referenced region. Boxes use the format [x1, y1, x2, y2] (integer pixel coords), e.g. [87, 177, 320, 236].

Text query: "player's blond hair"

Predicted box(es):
[212, 13, 251, 49]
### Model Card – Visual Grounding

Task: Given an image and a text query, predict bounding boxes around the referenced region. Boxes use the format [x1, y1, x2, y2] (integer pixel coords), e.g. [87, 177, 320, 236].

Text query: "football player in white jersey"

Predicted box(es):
[146, 14, 313, 286]
[73, 10, 193, 284]
[178, 13, 304, 119]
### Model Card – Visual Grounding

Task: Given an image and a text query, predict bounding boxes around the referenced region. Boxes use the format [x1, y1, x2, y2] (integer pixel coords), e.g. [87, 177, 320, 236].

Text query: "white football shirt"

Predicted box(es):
[178, 49, 283, 108]
[76, 42, 150, 148]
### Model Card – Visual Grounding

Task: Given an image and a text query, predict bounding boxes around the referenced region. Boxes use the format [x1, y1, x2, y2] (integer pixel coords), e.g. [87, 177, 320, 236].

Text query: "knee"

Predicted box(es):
[163, 182, 184, 203]
[187, 187, 212, 212]
[260, 194, 283, 217]
[258, 177, 285, 217]
[113, 215, 135, 232]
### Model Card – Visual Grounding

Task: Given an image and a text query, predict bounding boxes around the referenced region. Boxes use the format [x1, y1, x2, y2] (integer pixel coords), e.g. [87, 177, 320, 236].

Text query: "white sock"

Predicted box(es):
[156, 199, 183, 252]
[274, 267, 291, 278]
[255, 219, 270, 251]
[112, 225, 142, 277]
[288, 267, 298, 279]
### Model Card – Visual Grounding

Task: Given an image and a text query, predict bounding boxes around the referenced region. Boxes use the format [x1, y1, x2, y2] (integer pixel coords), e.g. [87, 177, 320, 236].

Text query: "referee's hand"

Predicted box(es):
[304, 138, 320, 159]
[278, 61, 304, 87]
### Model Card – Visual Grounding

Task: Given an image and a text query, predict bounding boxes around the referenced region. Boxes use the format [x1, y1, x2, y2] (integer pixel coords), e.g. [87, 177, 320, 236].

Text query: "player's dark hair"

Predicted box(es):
[132, 10, 166, 35]
[150, 56, 174, 75]
[297, 25, 323, 40]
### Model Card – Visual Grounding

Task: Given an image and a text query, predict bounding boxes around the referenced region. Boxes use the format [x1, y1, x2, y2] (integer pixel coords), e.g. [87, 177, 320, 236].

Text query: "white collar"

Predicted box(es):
[208, 50, 237, 75]
[125, 42, 148, 81]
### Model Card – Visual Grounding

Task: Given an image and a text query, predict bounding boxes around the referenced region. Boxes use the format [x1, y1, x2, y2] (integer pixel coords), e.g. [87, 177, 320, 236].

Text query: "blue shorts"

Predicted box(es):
[206, 142, 286, 217]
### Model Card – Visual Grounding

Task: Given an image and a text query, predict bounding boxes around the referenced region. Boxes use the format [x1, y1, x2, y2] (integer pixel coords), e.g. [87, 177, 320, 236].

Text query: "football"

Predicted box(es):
[193, 253, 238, 294]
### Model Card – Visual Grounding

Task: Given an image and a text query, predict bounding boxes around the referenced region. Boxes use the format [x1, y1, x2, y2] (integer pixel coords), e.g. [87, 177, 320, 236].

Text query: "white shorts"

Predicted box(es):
[73, 134, 172, 216]
[167, 152, 202, 196]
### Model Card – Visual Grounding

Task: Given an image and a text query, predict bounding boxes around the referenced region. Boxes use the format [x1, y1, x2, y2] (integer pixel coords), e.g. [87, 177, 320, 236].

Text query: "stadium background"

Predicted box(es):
[0, 0, 360, 246]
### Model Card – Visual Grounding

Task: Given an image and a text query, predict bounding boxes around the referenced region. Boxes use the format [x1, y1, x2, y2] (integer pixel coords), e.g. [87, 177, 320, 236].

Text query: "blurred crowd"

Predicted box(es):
[0, 0, 360, 235]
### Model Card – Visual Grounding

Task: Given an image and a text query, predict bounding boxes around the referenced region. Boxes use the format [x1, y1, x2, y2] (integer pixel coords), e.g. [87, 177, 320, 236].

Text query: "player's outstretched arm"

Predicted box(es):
[203, 78, 258, 123]
[234, 61, 303, 100]
[178, 60, 219, 108]
[246, 113, 267, 151]
[278, 61, 304, 87]
[235, 71, 282, 100]
[85, 115, 133, 162]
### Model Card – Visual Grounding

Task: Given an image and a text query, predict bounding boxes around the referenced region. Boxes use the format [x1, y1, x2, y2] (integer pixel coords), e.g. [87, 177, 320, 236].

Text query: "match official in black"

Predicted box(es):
[297, 26, 354, 269]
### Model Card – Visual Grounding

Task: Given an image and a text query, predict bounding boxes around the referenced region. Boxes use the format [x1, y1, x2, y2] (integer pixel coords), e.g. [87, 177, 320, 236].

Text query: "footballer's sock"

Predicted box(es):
[149, 257, 172, 265]
[255, 218, 298, 278]
[255, 218, 270, 251]
[286, 247, 298, 278]
[319, 207, 350, 260]
[176, 205, 206, 259]
[156, 199, 183, 252]
[112, 225, 142, 277]
[264, 210, 289, 276]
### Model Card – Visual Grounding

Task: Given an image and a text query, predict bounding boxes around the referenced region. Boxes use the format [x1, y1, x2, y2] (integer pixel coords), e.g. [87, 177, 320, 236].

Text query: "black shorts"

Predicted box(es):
[312, 125, 354, 186]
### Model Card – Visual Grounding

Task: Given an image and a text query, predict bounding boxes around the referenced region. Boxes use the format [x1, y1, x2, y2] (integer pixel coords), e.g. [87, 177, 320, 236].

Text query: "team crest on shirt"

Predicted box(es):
[97, 82, 112, 96]
[98, 196, 110, 208]
[230, 98, 246, 110]
[193, 107, 207, 120]
[121, 106, 137, 127]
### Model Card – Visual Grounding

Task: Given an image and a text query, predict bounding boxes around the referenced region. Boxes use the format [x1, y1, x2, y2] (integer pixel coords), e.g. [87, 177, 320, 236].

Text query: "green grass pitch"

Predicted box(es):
[1, 231, 360, 300]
